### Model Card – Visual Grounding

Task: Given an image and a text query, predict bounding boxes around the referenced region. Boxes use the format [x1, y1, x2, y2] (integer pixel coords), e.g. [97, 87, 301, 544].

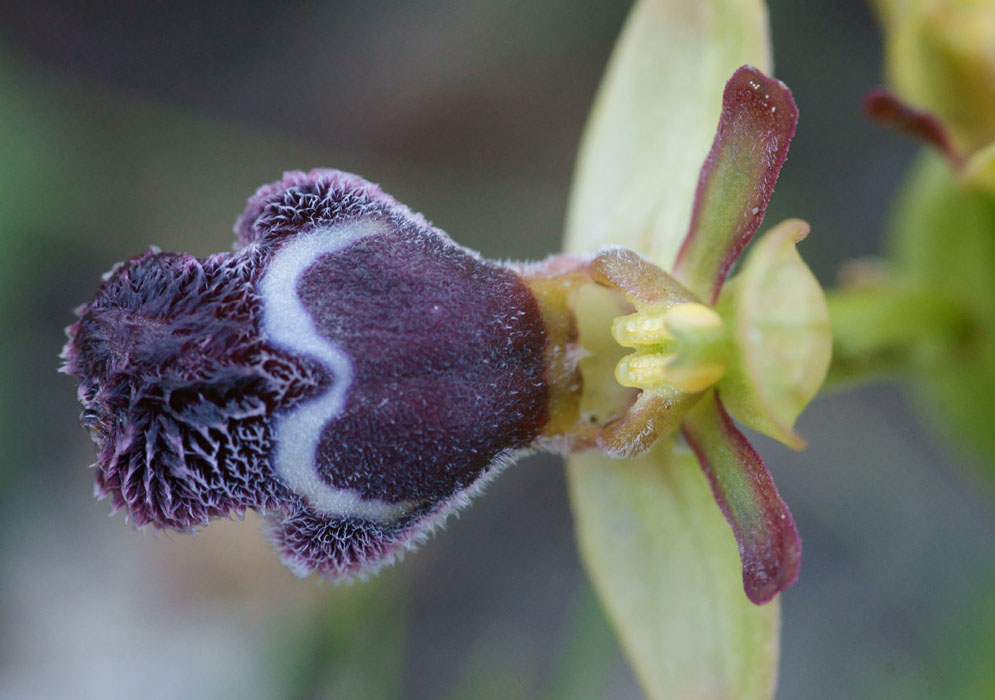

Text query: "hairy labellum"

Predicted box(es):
[62, 87, 810, 604]
[63, 170, 585, 579]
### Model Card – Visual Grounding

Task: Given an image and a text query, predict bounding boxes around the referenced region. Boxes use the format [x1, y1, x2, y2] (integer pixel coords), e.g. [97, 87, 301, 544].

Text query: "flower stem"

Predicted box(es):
[825, 276, 972, 388]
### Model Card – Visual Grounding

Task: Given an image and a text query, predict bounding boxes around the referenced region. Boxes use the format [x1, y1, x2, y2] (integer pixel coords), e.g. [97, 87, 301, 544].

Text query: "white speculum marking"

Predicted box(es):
[260, 219, 414, 522]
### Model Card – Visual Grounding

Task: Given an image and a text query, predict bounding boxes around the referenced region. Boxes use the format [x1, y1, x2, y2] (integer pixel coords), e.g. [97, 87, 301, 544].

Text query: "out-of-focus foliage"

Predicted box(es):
[889, 151, 995, 467]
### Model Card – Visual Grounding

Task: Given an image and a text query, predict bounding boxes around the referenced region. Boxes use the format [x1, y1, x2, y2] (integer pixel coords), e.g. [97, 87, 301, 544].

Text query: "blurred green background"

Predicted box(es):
[1, 1, 993, 698]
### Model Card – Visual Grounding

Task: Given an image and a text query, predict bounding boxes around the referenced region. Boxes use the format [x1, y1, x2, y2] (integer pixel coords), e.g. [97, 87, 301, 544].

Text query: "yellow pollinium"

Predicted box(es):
[612, 302, 729, 394]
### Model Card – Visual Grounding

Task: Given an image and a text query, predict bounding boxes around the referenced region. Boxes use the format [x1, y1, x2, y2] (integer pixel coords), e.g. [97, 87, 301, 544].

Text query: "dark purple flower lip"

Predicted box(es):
[63, 169, 563, 579]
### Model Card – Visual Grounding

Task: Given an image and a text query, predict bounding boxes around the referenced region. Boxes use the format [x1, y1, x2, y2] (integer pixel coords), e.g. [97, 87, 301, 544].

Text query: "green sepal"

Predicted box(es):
[716, 218, 831, 449]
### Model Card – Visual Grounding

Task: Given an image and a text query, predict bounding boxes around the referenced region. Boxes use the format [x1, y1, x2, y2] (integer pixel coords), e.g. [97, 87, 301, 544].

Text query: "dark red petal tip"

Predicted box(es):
[674, 65, 799, 303]
[681, 391, 802, 604]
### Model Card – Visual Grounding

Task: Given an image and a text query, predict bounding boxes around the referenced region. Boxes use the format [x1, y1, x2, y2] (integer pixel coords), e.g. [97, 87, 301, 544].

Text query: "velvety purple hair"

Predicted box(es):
[63, 169, 551, 579]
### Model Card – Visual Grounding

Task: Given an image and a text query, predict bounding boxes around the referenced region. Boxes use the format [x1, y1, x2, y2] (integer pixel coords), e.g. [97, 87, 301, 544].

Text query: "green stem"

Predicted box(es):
[825, 278, 972, 389]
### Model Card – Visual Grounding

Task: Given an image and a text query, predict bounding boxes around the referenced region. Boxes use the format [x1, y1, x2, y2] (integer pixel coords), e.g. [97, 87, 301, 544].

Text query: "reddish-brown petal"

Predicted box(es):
[681, 390, 802, 604]
[673, 65, 798, 303]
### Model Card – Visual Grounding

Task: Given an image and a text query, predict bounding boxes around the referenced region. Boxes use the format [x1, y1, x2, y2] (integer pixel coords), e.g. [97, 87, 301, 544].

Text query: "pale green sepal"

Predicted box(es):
[716, 219, 831, 449]
[568, 441, 780, 700]
[563, 0, 771, 271]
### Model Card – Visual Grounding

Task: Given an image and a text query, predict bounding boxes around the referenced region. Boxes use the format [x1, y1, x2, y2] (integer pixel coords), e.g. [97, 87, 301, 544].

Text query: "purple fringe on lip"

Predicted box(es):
[63, 168, 551, 579]
[61, 247, 322, 530]
[233, 169, 433, 248]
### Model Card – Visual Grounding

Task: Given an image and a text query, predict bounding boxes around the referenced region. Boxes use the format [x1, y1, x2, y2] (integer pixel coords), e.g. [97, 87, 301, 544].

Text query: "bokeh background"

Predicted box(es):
[2, 1, 993, 698]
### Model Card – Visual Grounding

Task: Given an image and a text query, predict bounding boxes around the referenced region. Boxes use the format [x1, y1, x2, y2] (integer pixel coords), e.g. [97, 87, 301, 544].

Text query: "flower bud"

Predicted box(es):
[877, 0, 995, 157]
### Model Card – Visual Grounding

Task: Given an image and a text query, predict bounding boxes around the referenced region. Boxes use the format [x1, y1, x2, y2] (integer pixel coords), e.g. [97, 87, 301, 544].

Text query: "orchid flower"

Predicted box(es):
[868, 0, 995, 194]
[62, 1, 830, 698]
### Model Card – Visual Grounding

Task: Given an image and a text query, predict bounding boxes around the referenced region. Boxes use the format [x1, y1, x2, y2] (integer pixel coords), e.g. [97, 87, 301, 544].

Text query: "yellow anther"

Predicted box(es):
[616, 353, 674, 391]
[616, 353, 726, 394]
[612, 302, 729, 395]
[612, 302, 725, 349]
[612, 311, 673, 348]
